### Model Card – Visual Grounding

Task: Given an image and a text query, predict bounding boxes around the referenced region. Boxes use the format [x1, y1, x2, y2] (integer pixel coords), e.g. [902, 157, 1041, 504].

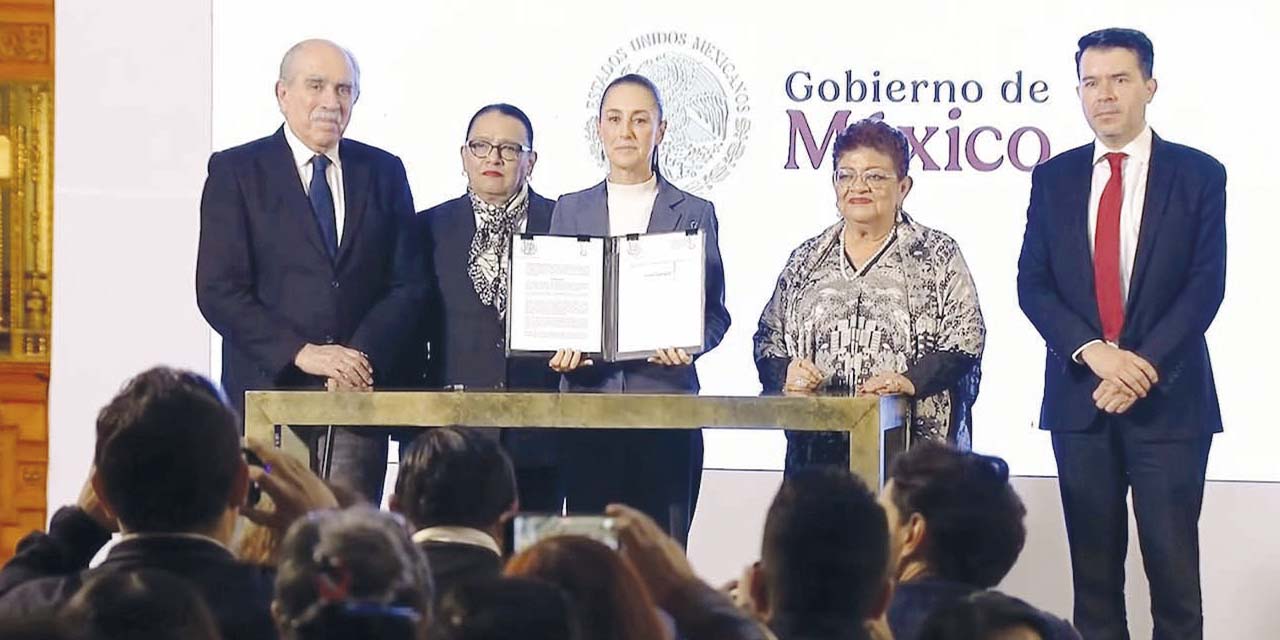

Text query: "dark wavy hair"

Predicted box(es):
[63, 569, 221, 640]
[762, 467, 889, 628]
[433, 577, 579, 640]
[888, 442, 1027, 588]
[393, 426, 516, 531]
[94, 367, 241, 533]
[918, 590, 1056, 640]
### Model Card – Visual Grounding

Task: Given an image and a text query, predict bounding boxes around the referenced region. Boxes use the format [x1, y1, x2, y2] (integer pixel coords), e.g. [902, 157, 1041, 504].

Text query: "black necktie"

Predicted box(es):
[309, 154, 338, 258]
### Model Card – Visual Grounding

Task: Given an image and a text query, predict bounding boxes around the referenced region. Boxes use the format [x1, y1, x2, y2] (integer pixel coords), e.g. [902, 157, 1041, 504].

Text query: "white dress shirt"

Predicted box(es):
[1073, 124, 1153, 360]
[606, 174, 659, 236]
[283, 124, 347, 242]
[411, 526, 502, 556]
[119, 531, 232, 552]
[1087, 125, 1152, 305]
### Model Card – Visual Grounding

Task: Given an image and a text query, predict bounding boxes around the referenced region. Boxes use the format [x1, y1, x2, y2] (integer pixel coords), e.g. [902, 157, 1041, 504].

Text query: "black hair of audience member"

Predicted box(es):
[888, 442, 1027, 588]
[94, 366, 241, 533]
[0, 613, 77, 640]
[917, 590, 1054, 640]
[1075, 27, 1154, 79]
[392, 427, 517, 531]
[432, 577, 578, 640]
[465, 103, 535, 148]
[61, 569, 222, 640]
[273, 506, 433, 640]
[761, 466, 889, 627]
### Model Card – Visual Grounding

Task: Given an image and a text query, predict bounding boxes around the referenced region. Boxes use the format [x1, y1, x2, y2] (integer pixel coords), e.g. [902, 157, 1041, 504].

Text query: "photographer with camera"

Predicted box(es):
[0, 367, 338, 640]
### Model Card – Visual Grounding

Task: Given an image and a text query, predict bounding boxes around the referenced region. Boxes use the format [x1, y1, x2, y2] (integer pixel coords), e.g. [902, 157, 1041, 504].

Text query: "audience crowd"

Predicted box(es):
[0, 367, 1081, 639]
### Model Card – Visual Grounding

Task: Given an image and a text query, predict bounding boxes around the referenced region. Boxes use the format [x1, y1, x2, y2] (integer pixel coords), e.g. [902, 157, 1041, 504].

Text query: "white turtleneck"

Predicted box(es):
[606, 174, 658, 236]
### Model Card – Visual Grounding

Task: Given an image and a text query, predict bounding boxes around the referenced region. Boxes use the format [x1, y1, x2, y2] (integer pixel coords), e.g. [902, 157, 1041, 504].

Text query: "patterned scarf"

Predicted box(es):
[467, 187, 529, 317]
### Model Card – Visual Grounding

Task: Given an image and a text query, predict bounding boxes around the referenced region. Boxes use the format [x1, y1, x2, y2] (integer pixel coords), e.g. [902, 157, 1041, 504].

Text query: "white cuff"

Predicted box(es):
[1072, 339, 1105, 364]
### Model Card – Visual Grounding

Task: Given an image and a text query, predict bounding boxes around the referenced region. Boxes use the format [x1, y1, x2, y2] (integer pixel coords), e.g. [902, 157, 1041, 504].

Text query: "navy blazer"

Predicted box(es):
[417, 191, 558, 392]
[549, 177, 730, 393]
[196, 127, 426, 417]
[1017, 133, 1226, 438]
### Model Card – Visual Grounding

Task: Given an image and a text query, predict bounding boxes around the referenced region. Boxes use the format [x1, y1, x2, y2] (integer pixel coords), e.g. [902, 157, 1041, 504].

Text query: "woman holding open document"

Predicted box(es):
[753, 118, 985, 474]
[547, 73, 731, 545]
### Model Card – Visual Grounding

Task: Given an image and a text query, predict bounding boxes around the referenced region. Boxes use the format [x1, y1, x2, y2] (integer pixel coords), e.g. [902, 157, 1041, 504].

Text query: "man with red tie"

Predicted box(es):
[1017, 28, 1226, 640]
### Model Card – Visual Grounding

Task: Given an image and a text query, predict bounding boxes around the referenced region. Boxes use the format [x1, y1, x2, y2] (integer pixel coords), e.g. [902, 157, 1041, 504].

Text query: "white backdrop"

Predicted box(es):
[50, 0, 214, 516]
[205, 0, 1280, 480]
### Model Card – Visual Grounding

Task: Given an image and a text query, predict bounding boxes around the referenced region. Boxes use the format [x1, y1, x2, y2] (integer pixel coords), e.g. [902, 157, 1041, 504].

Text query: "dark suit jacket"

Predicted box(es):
[417, 191, 558, 392]
[1017, 134, 1226, 438]
[767, 614, 870, 640]
[0, 507, 276, 640]
[417, 541, 503, 603]
[196, 126, 426, 417]
[548, 177, 731, 393]
[415, 191, 561, 466]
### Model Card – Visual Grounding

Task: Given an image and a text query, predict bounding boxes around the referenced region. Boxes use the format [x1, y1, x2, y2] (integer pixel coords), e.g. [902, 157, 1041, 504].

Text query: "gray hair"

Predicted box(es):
[273, 506, 433, 634]
[277, 38, 362, 97]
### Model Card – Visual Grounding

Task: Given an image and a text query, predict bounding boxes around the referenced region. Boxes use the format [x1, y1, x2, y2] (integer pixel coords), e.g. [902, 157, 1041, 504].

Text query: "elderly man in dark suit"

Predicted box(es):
[1017, 28, 1226, 640]
[196, 39, 424, 501]
[416, 104, 563, 512]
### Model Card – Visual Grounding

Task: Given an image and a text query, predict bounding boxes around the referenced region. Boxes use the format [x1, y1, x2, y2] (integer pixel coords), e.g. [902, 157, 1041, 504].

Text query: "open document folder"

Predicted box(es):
[507, 229, 706, 362]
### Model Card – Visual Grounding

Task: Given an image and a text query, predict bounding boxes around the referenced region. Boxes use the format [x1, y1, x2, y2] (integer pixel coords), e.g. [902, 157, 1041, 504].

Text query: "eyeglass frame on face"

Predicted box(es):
[833, 168, 898, 192]
[465, 139, 532, 161]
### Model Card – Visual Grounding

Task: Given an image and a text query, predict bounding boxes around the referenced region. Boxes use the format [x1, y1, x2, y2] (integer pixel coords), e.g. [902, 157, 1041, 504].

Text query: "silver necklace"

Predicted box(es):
[838, 220, 896, 281]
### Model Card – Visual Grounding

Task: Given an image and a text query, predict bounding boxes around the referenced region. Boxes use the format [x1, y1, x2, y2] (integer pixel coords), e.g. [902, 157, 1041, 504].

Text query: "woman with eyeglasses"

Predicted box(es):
[753, 118, 985, 473]
[547, 74, 731, 546]
[415, 103, 565, 513]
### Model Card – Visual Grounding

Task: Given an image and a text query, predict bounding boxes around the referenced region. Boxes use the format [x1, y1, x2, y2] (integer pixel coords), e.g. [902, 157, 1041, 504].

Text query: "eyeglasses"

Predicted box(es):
[466, 140, 531, 161]
[833, 168, 897, 191]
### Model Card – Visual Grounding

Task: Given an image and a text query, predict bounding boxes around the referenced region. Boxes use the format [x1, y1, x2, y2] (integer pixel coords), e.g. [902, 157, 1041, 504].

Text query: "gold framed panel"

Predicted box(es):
[244, 391, 908, 488]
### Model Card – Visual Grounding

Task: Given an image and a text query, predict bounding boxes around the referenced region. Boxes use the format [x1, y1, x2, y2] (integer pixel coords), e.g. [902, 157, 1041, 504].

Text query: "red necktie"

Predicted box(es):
[1094, 152, 1127, 343]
